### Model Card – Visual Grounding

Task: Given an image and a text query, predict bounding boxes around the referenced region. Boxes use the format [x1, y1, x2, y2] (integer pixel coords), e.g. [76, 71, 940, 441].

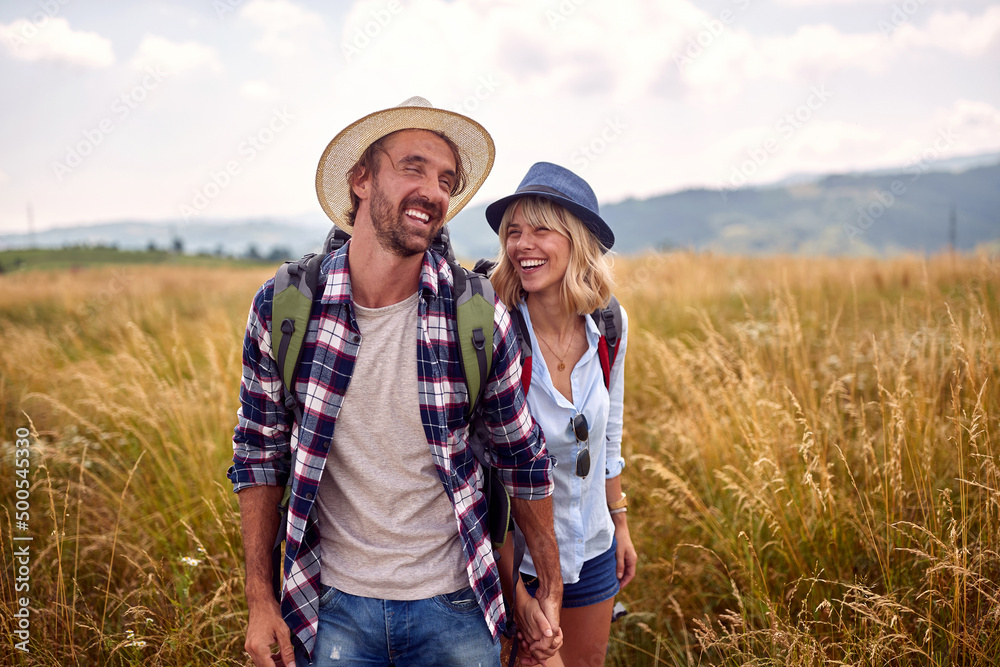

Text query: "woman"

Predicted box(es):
[488, 162, 637, 666]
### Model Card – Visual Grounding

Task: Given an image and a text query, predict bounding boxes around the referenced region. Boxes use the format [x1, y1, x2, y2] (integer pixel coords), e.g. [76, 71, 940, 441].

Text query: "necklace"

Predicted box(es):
[536, 323, 577, 372]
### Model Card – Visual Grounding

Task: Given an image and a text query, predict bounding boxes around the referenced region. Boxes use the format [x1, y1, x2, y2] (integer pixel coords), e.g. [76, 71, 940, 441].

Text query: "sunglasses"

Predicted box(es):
[571, 413, 590, 478]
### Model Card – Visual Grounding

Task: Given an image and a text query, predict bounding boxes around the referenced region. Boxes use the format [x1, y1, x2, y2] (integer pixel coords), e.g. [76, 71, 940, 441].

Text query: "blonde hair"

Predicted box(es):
[491, 196, 614, 314]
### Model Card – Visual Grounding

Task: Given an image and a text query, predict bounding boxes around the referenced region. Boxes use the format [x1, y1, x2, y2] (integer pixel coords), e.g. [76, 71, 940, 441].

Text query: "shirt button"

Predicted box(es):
[351, 334, 361, 343]
[306, 492, 314, 500]
[322, 440, 330, 449]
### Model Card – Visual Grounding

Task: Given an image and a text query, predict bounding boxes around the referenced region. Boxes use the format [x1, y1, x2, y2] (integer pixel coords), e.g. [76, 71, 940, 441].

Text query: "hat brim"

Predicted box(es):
[316, 104, 495, 233]
[486, 189, 615, 251]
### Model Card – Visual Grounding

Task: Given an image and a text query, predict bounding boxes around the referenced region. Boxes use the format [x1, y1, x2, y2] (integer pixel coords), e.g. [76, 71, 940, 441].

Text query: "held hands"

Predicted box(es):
[245, 598, 296, 667]
[514, 587, 563, 665]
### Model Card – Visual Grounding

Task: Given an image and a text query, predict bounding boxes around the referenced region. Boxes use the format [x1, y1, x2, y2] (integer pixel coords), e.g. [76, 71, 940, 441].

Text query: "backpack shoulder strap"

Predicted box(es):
[508, 306, 533, 396]
[454, 261, 497, 420]
[271, 252, 324, 423]
[269, 251, 325, 600]
[590, 295, 623, 390]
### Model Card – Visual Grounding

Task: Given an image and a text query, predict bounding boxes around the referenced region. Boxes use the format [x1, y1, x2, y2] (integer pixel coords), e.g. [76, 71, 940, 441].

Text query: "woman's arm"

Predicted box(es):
[605, 307, 636, 587]
[606, 476, 637, 588]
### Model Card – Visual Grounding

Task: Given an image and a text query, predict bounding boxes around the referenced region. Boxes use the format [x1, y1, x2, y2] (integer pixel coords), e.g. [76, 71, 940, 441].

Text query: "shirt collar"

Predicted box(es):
[319, 240, 448, 306]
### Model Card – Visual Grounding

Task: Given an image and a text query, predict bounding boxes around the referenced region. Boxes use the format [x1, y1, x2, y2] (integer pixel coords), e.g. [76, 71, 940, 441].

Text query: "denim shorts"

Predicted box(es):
[295, 585, 499, 666]
[521, 536, 620, 608]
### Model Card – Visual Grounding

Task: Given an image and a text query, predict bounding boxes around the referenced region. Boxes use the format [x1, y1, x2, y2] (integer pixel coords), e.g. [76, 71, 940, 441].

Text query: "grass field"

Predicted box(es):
[1, 252, 997, 665]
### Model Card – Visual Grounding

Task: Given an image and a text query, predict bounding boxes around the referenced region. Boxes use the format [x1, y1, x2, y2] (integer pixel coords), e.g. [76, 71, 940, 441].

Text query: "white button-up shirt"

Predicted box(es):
[516, 301, 628, 583]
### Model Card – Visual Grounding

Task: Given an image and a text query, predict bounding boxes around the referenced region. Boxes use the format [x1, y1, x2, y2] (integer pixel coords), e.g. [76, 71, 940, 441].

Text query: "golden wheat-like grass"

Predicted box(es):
[1, 254, 997, 666]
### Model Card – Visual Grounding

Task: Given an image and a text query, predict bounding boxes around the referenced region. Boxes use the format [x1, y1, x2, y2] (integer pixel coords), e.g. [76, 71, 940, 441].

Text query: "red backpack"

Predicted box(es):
[509, 297, 623, 394]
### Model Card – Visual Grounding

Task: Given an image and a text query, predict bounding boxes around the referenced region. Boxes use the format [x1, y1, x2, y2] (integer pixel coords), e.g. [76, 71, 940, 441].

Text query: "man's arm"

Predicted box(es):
[480, 301, 562, 656]
[511, 496, 564, 659]
[496, 537, 550, 666]
[239, 486, 296, 667]
[230, 283, 296, 667]
[510, 497, 562, 623]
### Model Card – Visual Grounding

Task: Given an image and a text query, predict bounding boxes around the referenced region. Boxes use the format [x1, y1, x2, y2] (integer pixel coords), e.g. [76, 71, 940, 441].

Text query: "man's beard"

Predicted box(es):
[369, 180, 443, 258]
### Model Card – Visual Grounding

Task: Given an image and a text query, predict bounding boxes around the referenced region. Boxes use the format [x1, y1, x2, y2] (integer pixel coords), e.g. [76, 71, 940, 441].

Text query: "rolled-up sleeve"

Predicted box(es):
[605, 308, 628, 479]
[228, 282, 292, 492]
[481, 301, 553, 500]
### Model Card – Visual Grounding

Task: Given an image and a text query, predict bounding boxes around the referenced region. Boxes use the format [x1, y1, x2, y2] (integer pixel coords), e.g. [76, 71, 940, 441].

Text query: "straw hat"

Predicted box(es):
[315, 96, 495, 233]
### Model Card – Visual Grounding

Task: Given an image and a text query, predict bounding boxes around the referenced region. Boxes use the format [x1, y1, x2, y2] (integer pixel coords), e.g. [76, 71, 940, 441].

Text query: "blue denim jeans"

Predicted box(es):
[295, 585, 500, 666]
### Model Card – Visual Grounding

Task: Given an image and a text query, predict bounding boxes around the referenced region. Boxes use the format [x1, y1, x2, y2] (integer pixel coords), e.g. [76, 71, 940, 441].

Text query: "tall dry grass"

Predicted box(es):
[0, 253, 997, 665]
[612, 252, 999, 665]
[0, 264, 274, 666]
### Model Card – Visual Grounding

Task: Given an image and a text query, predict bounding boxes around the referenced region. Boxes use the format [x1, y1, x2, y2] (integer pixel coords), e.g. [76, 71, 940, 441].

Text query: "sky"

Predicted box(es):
[0, 0, 998, 234]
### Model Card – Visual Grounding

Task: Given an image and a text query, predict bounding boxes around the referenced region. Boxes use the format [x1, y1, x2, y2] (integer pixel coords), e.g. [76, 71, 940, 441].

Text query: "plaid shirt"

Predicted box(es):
[228, 243, 552, 659]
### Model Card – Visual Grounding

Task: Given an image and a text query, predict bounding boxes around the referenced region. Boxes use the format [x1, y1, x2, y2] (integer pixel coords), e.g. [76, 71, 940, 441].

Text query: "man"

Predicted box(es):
[228, 97, 563, 667]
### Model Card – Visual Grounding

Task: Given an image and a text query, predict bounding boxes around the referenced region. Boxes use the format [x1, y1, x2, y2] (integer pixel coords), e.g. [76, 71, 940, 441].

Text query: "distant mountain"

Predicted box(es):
[0, 214, 331, 259]
[448, 160, 1000, 258]
[3, 158, 997, 259]
[765, 150, 1000, 188]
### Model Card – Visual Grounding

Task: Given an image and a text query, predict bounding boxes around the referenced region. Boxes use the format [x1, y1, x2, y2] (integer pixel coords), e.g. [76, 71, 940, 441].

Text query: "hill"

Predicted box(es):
[448, 161, 1000, 258]
[2, 158, 997, 260]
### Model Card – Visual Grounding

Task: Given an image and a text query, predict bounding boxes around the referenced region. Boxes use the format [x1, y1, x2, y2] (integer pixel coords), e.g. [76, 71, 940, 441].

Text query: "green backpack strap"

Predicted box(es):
[272, 253, 324, 424]
[455, 267, 496, 416]
[438, 226, 495, 417]
[269, 252, 323, 601]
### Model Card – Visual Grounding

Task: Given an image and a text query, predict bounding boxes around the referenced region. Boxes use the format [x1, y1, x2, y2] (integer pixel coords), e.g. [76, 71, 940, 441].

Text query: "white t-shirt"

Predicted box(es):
[316, 291, 468, 599]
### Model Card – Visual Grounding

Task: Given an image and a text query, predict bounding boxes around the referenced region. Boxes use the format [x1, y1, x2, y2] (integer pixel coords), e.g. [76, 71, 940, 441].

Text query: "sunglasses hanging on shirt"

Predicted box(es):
[571, 413, 590, 478]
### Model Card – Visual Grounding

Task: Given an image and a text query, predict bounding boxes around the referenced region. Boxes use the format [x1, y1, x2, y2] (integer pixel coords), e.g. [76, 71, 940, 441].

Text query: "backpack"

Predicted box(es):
[508, 296, 623, 396]
[267, 225, 621, 652]
[271, 224, 499, 425]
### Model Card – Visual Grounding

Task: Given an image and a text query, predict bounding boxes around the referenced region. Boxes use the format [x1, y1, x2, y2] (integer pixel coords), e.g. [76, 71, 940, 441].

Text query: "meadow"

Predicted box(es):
[0, 251, 997, 665]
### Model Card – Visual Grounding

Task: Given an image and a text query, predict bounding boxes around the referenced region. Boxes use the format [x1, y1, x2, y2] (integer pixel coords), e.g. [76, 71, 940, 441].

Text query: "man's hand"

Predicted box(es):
[512, 590, 562, 665]
[245, 598, 296, 667]
[510, 497, 563, 664]
[238, 485, 291, 666]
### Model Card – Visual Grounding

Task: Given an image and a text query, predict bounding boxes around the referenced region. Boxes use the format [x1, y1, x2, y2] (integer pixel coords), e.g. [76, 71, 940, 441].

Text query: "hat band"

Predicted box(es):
[515, 184, 571, 199]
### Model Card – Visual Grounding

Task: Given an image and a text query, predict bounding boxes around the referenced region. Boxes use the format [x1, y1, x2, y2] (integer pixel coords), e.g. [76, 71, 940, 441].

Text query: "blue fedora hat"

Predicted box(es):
[486, 162, 615, 251]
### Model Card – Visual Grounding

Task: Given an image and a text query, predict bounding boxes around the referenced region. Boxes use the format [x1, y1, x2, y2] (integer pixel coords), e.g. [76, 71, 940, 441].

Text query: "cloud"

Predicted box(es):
[892, 7, 1000, 56]
[130, 35, 223, 75]
[672, 5, 1000, 102]
[0, 17, 114, 67]
[714, 98, 1000, 189]
[930, 99, 1000, 155]
[240, 0, 325, 57]
[240, 80, 278, 100]
[335, 0, 701, 103]
[775, 0, 900, 5]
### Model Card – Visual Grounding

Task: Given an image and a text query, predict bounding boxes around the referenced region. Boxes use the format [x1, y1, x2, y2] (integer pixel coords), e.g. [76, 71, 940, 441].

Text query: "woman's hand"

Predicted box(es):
[613, 516, 637, 589]
[513, 589, 562, 665]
